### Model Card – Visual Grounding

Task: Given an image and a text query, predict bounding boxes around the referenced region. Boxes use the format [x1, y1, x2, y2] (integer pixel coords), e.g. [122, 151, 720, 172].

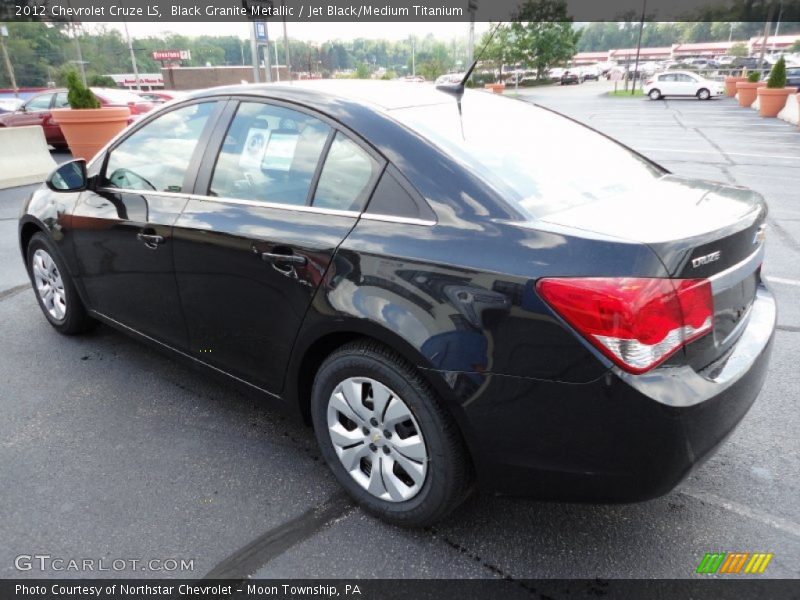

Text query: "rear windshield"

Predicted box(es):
[390, 93, 664, 218]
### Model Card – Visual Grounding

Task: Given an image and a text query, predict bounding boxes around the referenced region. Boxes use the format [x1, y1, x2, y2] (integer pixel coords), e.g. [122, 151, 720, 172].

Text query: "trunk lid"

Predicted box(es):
[540, 175, 767, 369]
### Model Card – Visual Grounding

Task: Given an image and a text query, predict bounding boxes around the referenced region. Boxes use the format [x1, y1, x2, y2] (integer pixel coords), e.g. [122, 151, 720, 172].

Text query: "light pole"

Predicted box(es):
[0, 23, 18, 98]
[123, 21, 141, 90]
[631, 0, 647, 95]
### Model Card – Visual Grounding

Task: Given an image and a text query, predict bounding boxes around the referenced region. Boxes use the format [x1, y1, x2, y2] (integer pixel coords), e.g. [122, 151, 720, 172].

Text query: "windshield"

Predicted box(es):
[390, 93, 664, 218]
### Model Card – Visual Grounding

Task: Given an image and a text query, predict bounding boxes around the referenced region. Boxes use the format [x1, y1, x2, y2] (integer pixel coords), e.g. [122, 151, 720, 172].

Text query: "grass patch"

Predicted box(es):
[608, 89, 645, 97]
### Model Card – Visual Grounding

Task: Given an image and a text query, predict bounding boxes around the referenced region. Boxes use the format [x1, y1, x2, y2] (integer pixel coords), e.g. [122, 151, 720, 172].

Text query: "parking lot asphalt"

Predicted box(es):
[1, 82, 799, 581]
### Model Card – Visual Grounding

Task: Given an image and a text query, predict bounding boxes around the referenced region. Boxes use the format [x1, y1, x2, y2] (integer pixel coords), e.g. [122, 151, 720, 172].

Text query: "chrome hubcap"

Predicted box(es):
[327, 377, 428, 502]
[32, 249, 67, 321]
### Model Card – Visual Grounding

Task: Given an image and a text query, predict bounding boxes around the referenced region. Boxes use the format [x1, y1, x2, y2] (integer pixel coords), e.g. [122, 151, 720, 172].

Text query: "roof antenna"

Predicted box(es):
[436, 21, 503, 97]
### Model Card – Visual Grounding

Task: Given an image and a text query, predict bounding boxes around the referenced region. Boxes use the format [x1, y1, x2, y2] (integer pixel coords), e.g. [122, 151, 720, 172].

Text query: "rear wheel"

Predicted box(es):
[649, 88, 662, 100]
[26, 232, 92, 334]
[311, 340, 472, 526]
[697, 88, 711, 100]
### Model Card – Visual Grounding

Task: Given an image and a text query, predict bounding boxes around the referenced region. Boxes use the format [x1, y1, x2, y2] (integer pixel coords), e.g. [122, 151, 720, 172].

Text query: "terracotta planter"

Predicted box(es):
[757, 86, 799, 118]
[735, 81, 765, 107]
[484, 83, 506, 94]
[51, 107, 131, 161]
[724, 76, 748, 97]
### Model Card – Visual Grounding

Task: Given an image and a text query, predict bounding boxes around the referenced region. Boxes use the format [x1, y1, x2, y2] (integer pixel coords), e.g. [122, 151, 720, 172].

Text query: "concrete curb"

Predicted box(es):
[777, 94, 800, 126]
[0, 125, 56, 190]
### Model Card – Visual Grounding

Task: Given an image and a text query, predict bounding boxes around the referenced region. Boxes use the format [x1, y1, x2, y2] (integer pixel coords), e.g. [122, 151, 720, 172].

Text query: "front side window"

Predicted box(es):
[103, 102, 215, 193]
[313, 132, 380, 211]
[25, 94, 53, 112]
[209, 101, 331, 206]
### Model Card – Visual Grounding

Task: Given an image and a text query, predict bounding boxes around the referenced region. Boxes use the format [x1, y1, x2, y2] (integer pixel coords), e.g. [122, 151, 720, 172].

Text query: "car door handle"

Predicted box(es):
[137, 233, 165, 249]
[260, 252, 307, 266]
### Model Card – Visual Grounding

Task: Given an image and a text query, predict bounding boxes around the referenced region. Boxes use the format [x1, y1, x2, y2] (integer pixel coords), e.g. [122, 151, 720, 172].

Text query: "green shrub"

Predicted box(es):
[766, 57, 787, 89]
[747, 71, 761, 83]
[65, 71, 101, 109]
[87, 74, 117, 87]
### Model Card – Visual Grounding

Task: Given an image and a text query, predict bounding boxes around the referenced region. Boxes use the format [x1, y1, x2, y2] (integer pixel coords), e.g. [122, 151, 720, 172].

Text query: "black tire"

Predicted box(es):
[648, 88, 662, 100]
[26, 232, 93, 335]
[697, 88, 711, 100]
[311, 340, 472, 526]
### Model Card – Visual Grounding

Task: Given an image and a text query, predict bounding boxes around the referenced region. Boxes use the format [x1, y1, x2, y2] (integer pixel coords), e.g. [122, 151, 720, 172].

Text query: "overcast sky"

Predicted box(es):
[94, 21, 490, 43]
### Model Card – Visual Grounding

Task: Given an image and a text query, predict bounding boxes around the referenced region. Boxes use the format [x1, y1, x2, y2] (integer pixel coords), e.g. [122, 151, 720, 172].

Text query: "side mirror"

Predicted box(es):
[46, 159, 87, 192]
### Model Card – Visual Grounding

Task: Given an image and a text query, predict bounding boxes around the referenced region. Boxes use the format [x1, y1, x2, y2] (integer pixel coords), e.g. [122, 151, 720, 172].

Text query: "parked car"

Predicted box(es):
[20, 81, 775, 526]
[763, 67, 800, 88]
[0, 88, 154, 148]
[580, 71, 599, 82]
[0, 98, 24, 114]
[560, 71, 580, 85]
[136, 90, 187, 104]
[644, 71, 725, 100]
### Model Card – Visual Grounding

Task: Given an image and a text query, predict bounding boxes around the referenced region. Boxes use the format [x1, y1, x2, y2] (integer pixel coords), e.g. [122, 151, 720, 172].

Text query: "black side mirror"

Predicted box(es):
[46, 159, 87, 192]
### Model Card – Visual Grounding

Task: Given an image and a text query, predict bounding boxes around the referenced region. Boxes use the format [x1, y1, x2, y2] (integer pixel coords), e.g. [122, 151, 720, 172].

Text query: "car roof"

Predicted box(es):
[187, 80, 454, 112]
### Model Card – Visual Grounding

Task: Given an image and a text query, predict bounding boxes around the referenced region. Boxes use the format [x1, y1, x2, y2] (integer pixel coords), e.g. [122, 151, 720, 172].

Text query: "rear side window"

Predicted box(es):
[209, 101, 331, 206]
[54, 93, 69, 108]
[312, 132, 380, 211]
[104, 102, 216, 193]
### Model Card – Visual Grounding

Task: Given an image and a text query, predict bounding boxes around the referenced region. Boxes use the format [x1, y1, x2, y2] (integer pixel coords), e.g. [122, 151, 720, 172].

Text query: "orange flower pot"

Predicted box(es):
[757, 86, 799, 118]
[51, 107, 131, 161]
[484, 83, 506, 94]
[724, 76, 748, 97]
[736, 81, 765, 107]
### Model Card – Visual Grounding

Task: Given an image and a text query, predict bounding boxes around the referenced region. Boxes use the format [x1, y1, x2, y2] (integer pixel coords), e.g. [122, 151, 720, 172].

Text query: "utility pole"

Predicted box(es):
[72, 22, 87, 85]
[467, 0, 477, 65]
[412, 37, 416, 76]
[281, 0, 291, 81]
[274, 40, 280, 81]
[0, 24, 18, 98]
[123, 21, 141, 90]
[250, 22, 260, 83]
[631, 0, 647, 95]
[757, 3, 775, 76]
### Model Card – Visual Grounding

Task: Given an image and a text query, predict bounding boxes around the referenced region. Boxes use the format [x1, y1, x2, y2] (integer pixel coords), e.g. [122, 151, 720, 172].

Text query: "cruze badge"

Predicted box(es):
[692, 251, 721, 268]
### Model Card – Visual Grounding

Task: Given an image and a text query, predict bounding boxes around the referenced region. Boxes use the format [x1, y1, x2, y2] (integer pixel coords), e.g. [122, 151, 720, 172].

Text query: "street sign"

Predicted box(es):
[254, 22, 268, 43]
[152, 50, 191, 61]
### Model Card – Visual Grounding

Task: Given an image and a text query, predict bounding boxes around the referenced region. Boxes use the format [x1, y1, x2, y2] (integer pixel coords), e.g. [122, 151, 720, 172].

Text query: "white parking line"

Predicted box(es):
[681, 488, 800, 539]
[767, 277, 800, 287]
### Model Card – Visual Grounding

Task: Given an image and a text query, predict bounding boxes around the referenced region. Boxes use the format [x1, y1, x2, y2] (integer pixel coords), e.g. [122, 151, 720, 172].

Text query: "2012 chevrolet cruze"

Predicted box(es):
[19, 81, 775, 525]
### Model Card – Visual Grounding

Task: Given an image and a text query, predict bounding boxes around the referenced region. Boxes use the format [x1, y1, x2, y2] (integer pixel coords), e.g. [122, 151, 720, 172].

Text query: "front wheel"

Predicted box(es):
[311, 341, 472, 526]
[697, 88, 711, 100]
[26, 232, 92, 334]
[648, 88, 662, 100]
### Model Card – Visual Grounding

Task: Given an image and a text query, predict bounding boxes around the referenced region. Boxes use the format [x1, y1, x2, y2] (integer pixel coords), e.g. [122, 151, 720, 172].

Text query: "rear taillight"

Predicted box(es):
[646, 79, 653, 85]
[536, 277, 713, 374]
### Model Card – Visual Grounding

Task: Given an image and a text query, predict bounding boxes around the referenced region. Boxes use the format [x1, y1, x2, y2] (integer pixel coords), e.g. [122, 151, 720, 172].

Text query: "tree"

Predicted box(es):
[791, 40, 800, 53]
[500, 0, 581, 80]
[354, 63, 370, 79]
[729, 42, 748, 57]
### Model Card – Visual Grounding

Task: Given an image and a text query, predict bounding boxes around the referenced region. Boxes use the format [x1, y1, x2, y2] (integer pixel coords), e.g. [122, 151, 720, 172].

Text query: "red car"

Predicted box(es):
[0, 88, 154, 149]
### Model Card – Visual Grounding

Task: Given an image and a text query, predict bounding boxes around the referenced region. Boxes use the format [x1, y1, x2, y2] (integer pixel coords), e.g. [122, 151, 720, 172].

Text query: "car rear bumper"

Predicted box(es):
[462, 284, 776, 501]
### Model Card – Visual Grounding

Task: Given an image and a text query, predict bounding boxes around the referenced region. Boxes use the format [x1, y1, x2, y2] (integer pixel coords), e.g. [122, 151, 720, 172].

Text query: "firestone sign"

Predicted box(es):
[152, 50, 191, 61]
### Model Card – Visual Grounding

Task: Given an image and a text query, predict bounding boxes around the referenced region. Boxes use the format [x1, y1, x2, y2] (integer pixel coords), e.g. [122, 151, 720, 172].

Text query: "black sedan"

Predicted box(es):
[19, 81, 775, 526]
[560, 71, 580, 85]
